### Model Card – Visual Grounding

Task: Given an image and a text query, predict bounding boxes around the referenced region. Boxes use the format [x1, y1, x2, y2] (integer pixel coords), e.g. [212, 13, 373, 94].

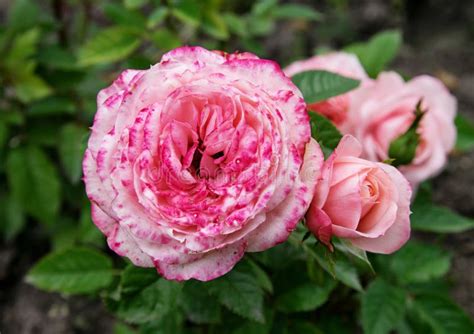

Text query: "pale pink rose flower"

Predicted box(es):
[83, 46, 324, 281]
[307, 135, 412, 254]
[345, 71, 457, 186]
[284, 52, 369, 128]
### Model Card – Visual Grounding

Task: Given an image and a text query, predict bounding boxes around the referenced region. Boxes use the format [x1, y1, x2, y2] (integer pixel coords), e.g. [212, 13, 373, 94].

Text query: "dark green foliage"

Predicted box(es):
[292, 70, 360, 104]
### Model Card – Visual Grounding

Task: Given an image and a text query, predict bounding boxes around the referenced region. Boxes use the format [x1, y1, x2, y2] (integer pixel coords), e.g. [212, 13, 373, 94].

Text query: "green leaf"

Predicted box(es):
[4, 28, 53, 102]
[6, 146, 61, 226]
[361, 279, 407, 334]
[120, 264, 158, 295]
[287, 321, 323, 334]
[331, 255, 363, 291]
[390, 241, 451, 284]
[0, 108, 24, 126]
[78, 27, 142, 66]
[407, 280, 451, 298]
[7, 0, 40, 33]
[147, 7, 169, 29]
[114, 323, 136, 334]
[202, 11, 229, 40]
[27, 119, 67, 147]
[318, 315, 353, 334]
[28, 96, 76, 117]
[0, 121, 8, 149]
[411, 185, 474, 233]
[253, 241, 305, 271]
[332, 238, 374, 272]
[233, 311, 274, 334]
[413, 294, 474, 334]
[103, 3, 147, 29]
[50, 217, 80, 250]
[455, 114, 474, 151]
[58, 123, 88, 183]
[4, 28, 40, 66]
[252, 0, 278, 16]
[0, 194, 26, 241]
[223, 13, 247, 37]
[345, 30, 402, 77]
[308, 111, 342, 151]
[171, 0, 201, 27]
[208, 268, 265, 322]
[247, 17, 274, 37]
[78, 204, 105, 247]
[150, 29, 181, 51]
[292, 70, 360, 104]
[389, 100, 425, 167]
[114, 279, 182, 324]
[124, 0, 148, 9]
[272, 4, 323, 21]
[180, 281, 221, 324]
[37, 46, 78, 70]
[139, 311, 184, 334]
[303, 240, 362, 291]
[276, 278, 336, 313]
[244, 258, 273, 294]
[26, 248, 114, 294]
[13, 73, 53, 103]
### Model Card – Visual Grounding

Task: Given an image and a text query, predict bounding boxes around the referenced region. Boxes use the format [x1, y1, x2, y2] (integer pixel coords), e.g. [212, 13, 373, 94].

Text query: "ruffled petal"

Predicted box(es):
[247, 138, 323, 251]
[154, 240, 247, 281]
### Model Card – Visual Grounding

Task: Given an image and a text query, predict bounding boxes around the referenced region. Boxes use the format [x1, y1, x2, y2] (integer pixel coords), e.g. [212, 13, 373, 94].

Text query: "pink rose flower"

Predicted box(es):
[83, 46, 324, 281]
[345, 72, 457, 186]
[307, 135, 412, 254]
[284, 52, 369, 128]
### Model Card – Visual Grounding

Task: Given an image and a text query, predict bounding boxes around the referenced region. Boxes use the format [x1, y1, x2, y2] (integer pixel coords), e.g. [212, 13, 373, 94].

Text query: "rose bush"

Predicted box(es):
[345, 72, 457, 186]
[284, 52, 369, 128]
[12, 2, 474, 329]
[83, 46, 323, 281]
[307, 135, 412, 254]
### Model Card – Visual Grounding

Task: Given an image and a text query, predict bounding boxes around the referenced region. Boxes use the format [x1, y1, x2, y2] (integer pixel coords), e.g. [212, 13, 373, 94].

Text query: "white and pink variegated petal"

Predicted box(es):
[88, 94, 122, 155]
[225, 58, 310, 154]
[154, 239, 247, 281]
[90, 70, 144, 155]
[107, 224, 154, 267]
[111, 189, 189, 262]
[161, 46, 227, 66]
[247, 139, 324, 251]
[90, 203, 116, 236]
[185, 212, 267, 253]
[137, 236, 200, 265]
[350, 163, 412, 254]
[97, 70, 144, 105]
[83, 149, 116, 217]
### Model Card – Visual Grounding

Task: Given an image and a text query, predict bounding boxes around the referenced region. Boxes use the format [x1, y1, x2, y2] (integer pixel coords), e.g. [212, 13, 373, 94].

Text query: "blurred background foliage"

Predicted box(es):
[1, 0, 474, 333]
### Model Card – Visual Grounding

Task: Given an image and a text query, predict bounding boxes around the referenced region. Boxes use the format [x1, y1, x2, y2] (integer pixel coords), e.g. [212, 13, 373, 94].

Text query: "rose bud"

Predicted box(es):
[345, 72, 457, 187]
[83, 47, 324, 281]
[307, 135, 412, 254]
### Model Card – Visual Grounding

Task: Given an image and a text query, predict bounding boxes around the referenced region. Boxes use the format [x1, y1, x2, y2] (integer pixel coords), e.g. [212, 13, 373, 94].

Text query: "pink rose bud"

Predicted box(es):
[346, 72, 457, 187]
[83, 46, 324, 281]
[284, 52, 369, 128]
[307, 135, 412, 254]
